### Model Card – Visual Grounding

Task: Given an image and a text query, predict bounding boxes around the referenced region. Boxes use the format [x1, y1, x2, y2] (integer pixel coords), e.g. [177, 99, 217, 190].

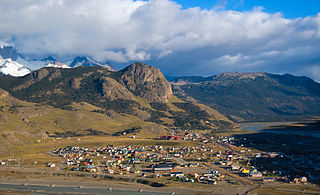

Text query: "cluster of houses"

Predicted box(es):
[49, 144, 228, 185]
[151, 162, 223, 184]
[216, 136, 318, 184]
[158, 129, 209, 143]
[47, 132, 319, 185]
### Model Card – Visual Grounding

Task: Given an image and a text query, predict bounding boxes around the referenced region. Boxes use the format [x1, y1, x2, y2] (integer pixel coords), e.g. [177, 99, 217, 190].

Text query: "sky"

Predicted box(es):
[0, 0, 319, 81]
[174, 0, 320, 18]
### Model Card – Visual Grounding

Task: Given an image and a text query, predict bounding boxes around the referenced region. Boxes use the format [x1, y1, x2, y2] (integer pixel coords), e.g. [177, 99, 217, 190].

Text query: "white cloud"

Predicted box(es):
[0, 0, 319, 80]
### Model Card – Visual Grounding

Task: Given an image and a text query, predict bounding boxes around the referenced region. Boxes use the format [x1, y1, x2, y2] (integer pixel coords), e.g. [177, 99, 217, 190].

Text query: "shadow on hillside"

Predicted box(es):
[232, 131, 320, 184]
[264, 120, 320, 132]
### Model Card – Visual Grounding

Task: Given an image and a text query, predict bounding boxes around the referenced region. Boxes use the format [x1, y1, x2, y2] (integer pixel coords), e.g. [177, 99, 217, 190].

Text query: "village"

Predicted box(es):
[0, 128, 320, 195]
[36, 129, 320, 188]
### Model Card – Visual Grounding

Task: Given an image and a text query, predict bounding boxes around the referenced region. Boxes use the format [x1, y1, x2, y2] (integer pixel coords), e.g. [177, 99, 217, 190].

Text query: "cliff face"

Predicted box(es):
[120, 62, 172, 102]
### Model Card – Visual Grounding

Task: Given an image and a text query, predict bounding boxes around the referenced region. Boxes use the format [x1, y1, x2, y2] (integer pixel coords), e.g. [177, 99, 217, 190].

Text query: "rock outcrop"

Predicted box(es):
[120, 62, 172, 102]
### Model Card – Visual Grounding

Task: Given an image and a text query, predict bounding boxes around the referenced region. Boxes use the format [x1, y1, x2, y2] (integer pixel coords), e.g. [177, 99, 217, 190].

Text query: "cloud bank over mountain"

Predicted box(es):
[0, 0, 319, 80]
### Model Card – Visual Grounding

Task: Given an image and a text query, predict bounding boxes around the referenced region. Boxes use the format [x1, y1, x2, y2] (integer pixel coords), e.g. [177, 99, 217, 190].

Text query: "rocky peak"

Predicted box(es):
[41, 56, 56, 62]
[0, 46, 22, 60]
[120, 62, 172, 102]
[70, 56, 100, 67]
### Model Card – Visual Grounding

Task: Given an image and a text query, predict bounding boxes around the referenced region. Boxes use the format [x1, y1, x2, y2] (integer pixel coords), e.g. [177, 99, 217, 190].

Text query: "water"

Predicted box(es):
[240, 122, 320, 139]
[0, 183, 170, 195]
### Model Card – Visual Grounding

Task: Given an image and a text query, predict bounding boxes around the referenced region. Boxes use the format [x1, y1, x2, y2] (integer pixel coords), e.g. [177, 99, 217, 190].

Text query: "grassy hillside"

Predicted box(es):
[0, 64, 237, 131]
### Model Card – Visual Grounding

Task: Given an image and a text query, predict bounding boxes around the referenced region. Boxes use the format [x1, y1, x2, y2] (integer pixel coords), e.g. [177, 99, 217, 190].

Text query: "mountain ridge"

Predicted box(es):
[170, 72, 320, 122]
[0, 62, 237, 134]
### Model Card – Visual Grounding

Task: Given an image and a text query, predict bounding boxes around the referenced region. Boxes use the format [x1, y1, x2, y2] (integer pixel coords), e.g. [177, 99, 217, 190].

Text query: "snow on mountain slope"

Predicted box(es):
[45, 61, 71, 68]
[16, 57, 45, 70]
[70, 56, 111, 69]
[42, 56, 71, 69]
[0, 58, 30, 77]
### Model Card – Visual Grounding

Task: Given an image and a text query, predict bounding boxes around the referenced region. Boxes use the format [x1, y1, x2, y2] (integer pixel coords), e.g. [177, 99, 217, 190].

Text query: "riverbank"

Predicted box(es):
[240, 120, 320, 138]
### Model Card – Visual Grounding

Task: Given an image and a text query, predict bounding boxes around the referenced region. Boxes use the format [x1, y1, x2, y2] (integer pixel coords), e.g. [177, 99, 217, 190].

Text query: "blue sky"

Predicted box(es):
[0, 0, 319, 81]
[174, 0, 320, 18]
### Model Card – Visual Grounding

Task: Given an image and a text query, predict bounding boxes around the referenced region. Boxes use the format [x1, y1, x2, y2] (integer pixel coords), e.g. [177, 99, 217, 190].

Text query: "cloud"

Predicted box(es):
[0, 0, 319, 80]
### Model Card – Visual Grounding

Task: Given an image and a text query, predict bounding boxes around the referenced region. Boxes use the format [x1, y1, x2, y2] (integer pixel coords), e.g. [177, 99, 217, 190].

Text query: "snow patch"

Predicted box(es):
[0, 58, 31, 77]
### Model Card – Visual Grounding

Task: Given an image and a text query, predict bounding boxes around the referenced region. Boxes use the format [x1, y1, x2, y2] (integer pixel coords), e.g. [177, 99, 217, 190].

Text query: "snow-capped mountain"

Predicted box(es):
[0, 45, 112, 77]
[70, 56, 110, 68]
[45, 61, 71, 69]
[0, 58, 30, 77]
[42, 56, 71, 69]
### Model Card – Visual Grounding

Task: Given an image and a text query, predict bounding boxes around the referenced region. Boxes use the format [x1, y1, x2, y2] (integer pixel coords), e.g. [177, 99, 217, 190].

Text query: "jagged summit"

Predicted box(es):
[70, 56, 100, 67]
[41, 56, 56, 62]
[0, 46, 22, 61]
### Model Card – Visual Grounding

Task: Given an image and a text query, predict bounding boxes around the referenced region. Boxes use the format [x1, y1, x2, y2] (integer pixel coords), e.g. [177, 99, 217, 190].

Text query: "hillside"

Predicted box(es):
[0, 63, 238, 139]
[170, 72, 320, 122]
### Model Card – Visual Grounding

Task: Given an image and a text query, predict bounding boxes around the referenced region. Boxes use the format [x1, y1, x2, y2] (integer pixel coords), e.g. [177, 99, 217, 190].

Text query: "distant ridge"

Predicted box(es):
[171, 72, 320, 122]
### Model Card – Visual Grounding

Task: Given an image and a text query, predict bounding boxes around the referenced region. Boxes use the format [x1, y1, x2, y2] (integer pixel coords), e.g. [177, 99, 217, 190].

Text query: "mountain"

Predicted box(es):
[168, 76, 214, 83]
[120, 62, 173, 103]
[0, 58, 31, 77]
[0, 46, 31, 77]
[41, 56, 56, 63]
[41, 56, 71, 69]
[0, 62, 238, 133]
[170, 72, 320, 122]
[0, 87, 160, 155]
[0, 46, 21, 60]
[70, 56, 111, 69]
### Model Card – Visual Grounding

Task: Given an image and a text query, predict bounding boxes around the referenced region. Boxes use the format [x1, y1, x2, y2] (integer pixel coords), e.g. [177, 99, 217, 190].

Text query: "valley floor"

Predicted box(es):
[0, 127, 320, 195]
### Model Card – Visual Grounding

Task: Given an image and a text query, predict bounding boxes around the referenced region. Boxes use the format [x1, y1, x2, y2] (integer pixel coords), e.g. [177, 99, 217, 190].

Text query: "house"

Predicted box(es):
[154, 173, 162, 178]
[47, 163, 56, 168]
[153, 163, 173, 172]
[194, 173, 202, 179]
[89, 168, 97, 173]
[189, 163, 199, 167]
[231, 164, 241, 171]
[240, 168, 250, 175]
[108, 169, 114, 174]
[170, 172, 184, 178]
[294, 176, 308, 183]
[263, 177, 275, 182]
[250, 169, 262, 178]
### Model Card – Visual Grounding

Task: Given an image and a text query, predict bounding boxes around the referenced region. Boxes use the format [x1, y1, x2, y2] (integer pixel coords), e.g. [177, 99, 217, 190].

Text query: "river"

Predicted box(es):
[240, 121, 320, 139]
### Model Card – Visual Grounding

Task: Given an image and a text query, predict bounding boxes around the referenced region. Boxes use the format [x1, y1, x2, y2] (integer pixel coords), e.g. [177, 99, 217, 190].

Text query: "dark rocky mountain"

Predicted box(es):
[70, 56, 103, 67]
[41, 56, 56, 63]
[170, 72, 320, 122]
[0, 62, 237, 131]
[0, 46, 22, 60]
